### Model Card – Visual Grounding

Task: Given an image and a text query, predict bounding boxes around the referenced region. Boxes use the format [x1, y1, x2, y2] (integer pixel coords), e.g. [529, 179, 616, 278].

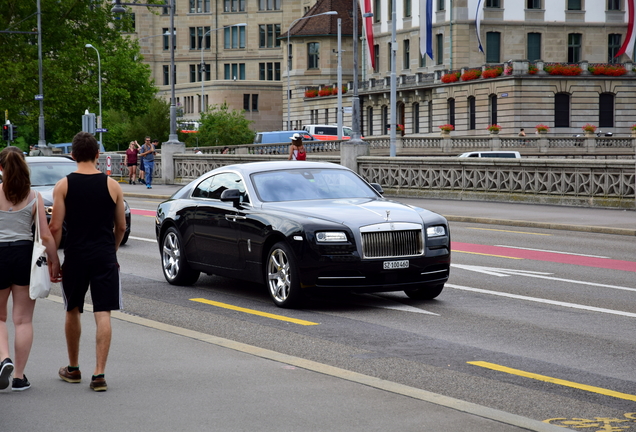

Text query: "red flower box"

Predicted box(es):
[461, 69, 481, 81]
[482, 67, 503, 79]
[441, 72, 460, 83]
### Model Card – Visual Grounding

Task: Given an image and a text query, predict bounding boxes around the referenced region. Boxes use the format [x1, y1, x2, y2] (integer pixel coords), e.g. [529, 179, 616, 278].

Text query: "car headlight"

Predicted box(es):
[44, 206, 53, 215]
[316, 231, 347, 242]
[124, 200, 130, 211]
[426, 225, 446, 237]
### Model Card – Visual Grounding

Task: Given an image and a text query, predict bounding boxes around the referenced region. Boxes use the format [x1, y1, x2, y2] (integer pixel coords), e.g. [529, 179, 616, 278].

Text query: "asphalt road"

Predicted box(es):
[69, 195, 636, 430]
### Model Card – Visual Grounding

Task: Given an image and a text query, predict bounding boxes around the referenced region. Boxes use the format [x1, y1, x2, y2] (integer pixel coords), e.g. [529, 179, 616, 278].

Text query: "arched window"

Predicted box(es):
[367, 107, 374, 136]
[489, 94, 497, 125]
[447, 98, 455, 127]
[412, 103, 420, 133]
[554, 93, 570, 127]
[599, 93, 614, 128]
[468, 96, 476, 130]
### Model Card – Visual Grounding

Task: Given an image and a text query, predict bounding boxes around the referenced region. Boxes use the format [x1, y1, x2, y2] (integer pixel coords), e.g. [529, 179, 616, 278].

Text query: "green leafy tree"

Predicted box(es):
[125, 98, 171, 146]
[0, 0, 156, 145]
[198, 103, 255, 147]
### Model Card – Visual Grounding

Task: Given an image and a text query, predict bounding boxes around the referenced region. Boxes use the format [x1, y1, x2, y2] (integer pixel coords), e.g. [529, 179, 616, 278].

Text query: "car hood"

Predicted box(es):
[32, 185, 54, 205]
[263, 198, 435, 228]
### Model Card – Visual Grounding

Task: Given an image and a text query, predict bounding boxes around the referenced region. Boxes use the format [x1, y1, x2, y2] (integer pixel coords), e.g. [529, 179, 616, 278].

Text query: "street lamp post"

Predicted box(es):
[286, 11, 338, 131]
[200, 24, 246, 114]
[85, 43, 103, 150]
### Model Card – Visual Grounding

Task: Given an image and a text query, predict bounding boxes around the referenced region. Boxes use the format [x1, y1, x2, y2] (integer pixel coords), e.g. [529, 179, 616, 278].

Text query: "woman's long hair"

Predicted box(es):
[0, 146, 30, 205]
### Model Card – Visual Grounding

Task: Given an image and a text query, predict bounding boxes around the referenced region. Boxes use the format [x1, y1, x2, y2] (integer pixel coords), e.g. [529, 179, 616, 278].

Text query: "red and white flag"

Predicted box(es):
[617, 0, 635, 60]
[359, 0, 375, 70]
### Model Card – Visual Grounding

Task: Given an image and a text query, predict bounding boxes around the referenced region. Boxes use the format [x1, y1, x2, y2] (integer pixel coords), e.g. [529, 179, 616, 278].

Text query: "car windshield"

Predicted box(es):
[252, 168, 378, 202]
[29, 161, 77, 186]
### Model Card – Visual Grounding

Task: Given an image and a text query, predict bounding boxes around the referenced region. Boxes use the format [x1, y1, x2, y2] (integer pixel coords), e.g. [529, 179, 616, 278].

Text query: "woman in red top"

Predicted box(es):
[124, 141, 140, 185]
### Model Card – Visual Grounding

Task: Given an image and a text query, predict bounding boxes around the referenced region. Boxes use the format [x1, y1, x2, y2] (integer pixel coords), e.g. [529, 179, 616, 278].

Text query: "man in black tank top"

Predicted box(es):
[50, 132, 127, 392]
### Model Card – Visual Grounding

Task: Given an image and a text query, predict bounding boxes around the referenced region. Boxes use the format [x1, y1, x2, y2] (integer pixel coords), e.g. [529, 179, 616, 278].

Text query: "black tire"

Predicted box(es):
[266, 242, 303, 308]
[120, 231, 130, 246]
[404, 284, 444, 300]
[161, 227, 200, 285]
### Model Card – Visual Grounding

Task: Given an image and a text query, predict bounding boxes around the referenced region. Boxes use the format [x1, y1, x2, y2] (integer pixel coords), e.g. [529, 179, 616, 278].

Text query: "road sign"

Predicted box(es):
[96, 128, 108, 133]
[35, 94, 44, 101]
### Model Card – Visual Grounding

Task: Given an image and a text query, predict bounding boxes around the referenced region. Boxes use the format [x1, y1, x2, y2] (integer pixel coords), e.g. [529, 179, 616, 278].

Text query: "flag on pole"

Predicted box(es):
[419, 0, 433, 60]
[359, 0, 376, 70]
[475, 0, 485, 54]
[617, 0, 635, 60]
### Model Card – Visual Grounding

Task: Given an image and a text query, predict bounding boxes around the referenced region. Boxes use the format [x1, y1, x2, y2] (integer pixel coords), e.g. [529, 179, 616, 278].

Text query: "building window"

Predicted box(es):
[404, 0, 412, 17]
[486, 32, 501, 63]
[554, 93, 570, 128]
[224, 0, 245, 12]
[438, 0, 445, 11]
[190, 65, 196, 83]
[608, 34, 622, 63]
[567, 0, 581, 10]
[373, 0, 381, 22]
[436, 34, 444, 65]
[225, 26, 246, 49]
[259, 62, 281, 80]
[163, 65, 170, 85]
[259, 24, 281, 48]
[373, 44, 380, 73]
[224, 63, 246, 80]
[189, 0, 211, 13]
[468, 96, 476, 130]
[197, 64, 210, 81]
[382, 106, 389, 134]
[412, 103, 420, 133]
[599, 93, 614, 128]
[419, 52, 426, 67]
[308, 42, 320, 69]
[324, 109, 329, 124]
[403, 39, 410, 69]
[486, 0, 501, 7]
[259, 0, 281, 10]
[607, 0, 620, 10]
[252, 94, 259, 112]
[527, 0, 541, 8]
[447, 98, 455, 127]
[243, 94, 250, 111]
[163, 28, 176, 50]
[489, 94, 497, 125]
[189, 27, 211, 50]
[428, 100, 433, 133]
[568, 33, 582, 63]
[527, 33, 541, 61]
[367, 107, 374, 136]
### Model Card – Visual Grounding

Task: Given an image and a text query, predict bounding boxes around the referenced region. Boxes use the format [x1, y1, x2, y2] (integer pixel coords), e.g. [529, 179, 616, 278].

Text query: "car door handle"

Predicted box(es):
[225, 215, 247, 222]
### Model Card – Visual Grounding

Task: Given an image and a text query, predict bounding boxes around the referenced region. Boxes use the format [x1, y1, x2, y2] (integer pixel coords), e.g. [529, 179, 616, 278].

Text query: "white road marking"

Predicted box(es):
[493, 245, 609, 259]
[452, 264, 636, 293]
[447, 283, 636, 318]
[128, 236, 157, 243]
[353, 294, 440, 315]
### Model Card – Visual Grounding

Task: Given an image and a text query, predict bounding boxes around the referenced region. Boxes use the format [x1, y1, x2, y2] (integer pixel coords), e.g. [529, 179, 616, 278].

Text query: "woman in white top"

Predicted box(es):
[0, 146, 60, 391]
[287, 133, 307, 161]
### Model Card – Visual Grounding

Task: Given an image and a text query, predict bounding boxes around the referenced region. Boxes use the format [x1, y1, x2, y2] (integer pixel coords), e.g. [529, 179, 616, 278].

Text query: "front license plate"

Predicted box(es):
[383, 260, 409, 270]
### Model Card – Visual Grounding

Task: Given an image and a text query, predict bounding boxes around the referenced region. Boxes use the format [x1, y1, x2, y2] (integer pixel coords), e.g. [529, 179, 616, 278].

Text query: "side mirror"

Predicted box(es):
[220, 188, 242, 207]
[370, 183, 384, 195]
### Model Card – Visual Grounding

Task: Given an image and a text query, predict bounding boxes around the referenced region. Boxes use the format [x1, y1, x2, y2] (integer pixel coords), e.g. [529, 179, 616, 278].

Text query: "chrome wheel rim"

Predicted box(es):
[162, 232, 181, 281]
[267, 248, 290, 303]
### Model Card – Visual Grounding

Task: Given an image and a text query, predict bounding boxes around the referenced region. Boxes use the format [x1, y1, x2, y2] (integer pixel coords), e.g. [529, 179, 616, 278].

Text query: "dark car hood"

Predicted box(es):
[32, 186, 54, 205]
[263, 198, 431, 228]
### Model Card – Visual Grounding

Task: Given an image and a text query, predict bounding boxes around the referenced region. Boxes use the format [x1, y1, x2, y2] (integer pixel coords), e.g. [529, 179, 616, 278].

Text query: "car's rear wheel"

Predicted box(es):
[120, 231, 129, 246]
[266, 242, 303, 308]
[161, 227, 199, 285]
[404, 284, 444, 300]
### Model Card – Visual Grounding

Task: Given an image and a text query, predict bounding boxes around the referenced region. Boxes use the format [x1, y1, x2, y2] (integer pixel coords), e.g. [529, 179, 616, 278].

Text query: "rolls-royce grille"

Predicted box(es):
[361, 230, 423, 258]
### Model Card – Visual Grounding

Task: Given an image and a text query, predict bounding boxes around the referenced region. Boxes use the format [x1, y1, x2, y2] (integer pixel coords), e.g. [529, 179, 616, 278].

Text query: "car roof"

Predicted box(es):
[26, 156, 75, 163]
[206, 161, 346, 176]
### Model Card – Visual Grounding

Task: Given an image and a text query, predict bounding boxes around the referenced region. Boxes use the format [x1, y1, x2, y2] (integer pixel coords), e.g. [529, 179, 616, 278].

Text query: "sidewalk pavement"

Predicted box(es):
[0, 296, 565, 432]
[120, 182, 635, 236]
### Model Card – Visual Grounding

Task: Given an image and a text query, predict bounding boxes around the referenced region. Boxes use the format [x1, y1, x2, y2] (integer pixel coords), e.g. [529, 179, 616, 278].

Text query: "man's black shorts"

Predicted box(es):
[61, 259, 122, 313]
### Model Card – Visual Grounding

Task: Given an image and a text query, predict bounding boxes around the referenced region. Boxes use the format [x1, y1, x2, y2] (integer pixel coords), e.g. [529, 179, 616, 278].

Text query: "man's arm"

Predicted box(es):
[108, 178, 127, 250]
[49, 177, 68, 248]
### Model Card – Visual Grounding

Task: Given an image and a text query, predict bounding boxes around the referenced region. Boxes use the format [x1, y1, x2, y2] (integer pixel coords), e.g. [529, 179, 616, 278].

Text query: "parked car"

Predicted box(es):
[155, 161, 451, 308]
[0, 156, 131, 246]
[458, 151, 521, 158]
[303, 124, 353, 141]
[253, 131, 314, 145]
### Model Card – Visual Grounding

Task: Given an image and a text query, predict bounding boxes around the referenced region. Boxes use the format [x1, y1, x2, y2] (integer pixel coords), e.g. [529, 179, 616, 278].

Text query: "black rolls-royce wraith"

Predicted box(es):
[155, 161, 450, 307]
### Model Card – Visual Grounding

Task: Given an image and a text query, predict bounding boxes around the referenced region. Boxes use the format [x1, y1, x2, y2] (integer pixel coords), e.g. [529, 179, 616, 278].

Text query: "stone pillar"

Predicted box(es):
[536, 60, 547, 76]
[40, 145, 54, 156]
[441, 136, 452, 153]
[340, 139, 370, 174]
[490, 134, 501, 150]
[625, 61, 634, 76]
[580, 60, 590, 75]
[538, 133, 549, 153]
[512, 59, 529, 76]
[161, 140, 185, 184]
[585, 136, 596, 153]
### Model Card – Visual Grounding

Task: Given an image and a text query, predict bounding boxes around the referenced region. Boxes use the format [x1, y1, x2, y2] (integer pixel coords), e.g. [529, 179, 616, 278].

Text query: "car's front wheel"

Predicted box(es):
[266, 242, 303, 308]
[404, 284, 444, 300]
[161, 227, 200, 285]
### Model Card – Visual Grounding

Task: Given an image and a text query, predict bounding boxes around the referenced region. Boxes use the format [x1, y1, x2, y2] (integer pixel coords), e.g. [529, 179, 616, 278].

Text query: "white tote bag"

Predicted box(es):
[29, 193, 51, 300]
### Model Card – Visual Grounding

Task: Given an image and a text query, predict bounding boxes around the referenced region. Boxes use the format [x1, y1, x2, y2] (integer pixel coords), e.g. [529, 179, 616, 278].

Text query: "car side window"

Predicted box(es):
[192, 177, 214, 198]
[208, 172, 249, 203]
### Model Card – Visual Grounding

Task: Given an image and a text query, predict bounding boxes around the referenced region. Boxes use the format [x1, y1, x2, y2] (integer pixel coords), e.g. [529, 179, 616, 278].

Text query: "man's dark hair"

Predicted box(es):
[72, 131, 99, 162]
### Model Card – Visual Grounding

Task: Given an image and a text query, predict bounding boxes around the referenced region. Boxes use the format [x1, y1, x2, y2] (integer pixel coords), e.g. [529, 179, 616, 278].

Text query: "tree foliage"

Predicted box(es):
[198, 104, 254, 147]
[0, 0, 156, 145]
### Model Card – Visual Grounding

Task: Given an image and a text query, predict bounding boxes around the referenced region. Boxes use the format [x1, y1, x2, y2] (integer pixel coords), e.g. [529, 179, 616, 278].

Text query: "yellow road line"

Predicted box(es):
[469, 361, 636, 402]
[190, 298, 319, 326]
[467, 227, 552, 236]
[453, 251, 523, 260]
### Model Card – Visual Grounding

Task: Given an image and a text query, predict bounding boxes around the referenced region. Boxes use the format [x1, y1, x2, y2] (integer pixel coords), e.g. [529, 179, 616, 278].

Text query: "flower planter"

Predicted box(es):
[489, 130, 499, 135]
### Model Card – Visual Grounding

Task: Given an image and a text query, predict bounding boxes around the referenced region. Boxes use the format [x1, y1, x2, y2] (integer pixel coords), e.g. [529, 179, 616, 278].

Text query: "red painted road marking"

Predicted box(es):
[452, 242, 636, 273]
[131, 209, 156, 217]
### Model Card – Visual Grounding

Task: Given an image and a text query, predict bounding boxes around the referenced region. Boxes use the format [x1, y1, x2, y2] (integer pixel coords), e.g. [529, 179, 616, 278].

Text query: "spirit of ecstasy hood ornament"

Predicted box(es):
[385, 210, 391, 221]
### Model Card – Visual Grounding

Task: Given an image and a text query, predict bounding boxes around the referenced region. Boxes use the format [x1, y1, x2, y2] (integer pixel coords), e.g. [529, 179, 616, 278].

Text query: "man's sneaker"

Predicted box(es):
[12, 375, 30, 391]
[0, 358, 14, 390]
[59, 366, 81, 383]
[90, 375, 107, 392]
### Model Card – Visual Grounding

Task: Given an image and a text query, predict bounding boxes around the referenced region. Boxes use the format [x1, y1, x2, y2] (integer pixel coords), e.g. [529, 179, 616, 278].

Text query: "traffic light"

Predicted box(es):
[2, 125, 9, 141]
[11, 125, 18, 140]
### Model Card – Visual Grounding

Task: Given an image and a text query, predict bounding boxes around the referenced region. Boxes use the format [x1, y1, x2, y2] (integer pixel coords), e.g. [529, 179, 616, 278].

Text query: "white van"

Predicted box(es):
[458, 151, 521, 158]
[302, 124, 353, 140]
